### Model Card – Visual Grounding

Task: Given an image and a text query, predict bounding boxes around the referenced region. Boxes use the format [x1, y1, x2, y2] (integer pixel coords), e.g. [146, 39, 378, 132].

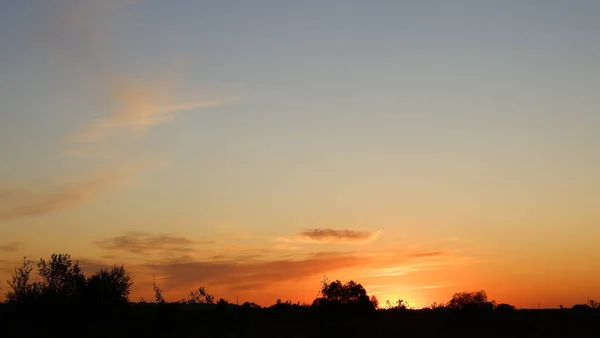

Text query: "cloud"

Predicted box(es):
[405, 283, 448, 290]
[0, 242, 20, 252]
[66, 77, 225, 146]
[61, 234, 472, 305]
[0, 165, 149, 222]
[78, 258, 114, 274]
[148, 251, 372, 293]
[408, 251, 446, 258]
[280, 228, 381, 244]
[143, 247, 469, 305]
[38, 1, 230, 158]
[365, 263, 444, 278]
[95, 232, 214, 255]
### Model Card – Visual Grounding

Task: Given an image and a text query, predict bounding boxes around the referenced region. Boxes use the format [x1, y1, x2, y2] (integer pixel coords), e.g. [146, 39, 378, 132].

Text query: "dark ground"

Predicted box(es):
[1, 305, 598, 338]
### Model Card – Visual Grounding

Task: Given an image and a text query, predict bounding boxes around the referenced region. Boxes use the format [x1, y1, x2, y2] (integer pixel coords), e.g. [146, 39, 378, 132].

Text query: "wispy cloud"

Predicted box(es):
[405, 283, 449, 290]
[365, 263, 444, 278]
[148, 251, 372, 293]
[65, 77, 225, 147]
[77, 258, 114, 274]
[0, 242, 20, 252]
[39, 1, 231, 158]
[95, 232, 214, 255]
[0, 163, 155, 222]
[5, 233, 471, 305]
[278, 228, 381, 244]
[408, 251, 446, 258]
[143, 246, 472, 305]
[0, 1, 218, 222]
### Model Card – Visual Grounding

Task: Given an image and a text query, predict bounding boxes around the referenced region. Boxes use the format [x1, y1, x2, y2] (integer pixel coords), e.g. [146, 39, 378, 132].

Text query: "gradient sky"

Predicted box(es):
[1, 0, 599, 308]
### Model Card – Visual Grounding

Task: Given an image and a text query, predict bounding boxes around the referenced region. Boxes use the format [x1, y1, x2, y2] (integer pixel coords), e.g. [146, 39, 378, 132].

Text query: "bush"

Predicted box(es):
[5, 254, 133, 312]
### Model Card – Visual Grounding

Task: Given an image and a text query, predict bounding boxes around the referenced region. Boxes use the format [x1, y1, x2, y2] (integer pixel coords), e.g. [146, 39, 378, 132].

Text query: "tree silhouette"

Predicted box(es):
[85, 265, 133, 306]
[495, 303, 516, 312]
[386, 298, 410, 310]
[152, 274, 165, 304]
[5, 257, 41, 304]
[37, 253, 86, 304]
[447, 290, 495, 311]
[182, 286, 214, 304]
[313, 279, 375, 310]
[5, 253, 133, 310]
[370, 295, 379, 309]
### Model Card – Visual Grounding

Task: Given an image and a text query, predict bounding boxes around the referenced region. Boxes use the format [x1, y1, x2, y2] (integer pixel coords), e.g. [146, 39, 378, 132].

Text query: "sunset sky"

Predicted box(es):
[1, 0, 599, 308]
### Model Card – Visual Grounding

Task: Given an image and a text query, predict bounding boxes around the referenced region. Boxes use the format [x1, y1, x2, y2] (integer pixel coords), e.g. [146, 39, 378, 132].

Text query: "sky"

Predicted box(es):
[0, 0, 599, 308]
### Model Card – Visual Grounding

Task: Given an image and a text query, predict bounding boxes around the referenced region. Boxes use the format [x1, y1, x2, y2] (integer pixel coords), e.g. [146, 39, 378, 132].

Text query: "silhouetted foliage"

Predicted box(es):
[2, 253, 598, 338]
[447, 290, 495, 311]
[370, 295, 379, 309]
[571, 301, 600, 311]
[85, 265, 133, 306]
[152, 274, 165, 304]
[181, 286, 214, 304]
[495, 303, 517, 312]
[5, 253, 132, 311]
[385, 298, 410, 310]
[5, 257, 41, 304]
[36, 253, 86, 307]
[313, 279, 375, 311]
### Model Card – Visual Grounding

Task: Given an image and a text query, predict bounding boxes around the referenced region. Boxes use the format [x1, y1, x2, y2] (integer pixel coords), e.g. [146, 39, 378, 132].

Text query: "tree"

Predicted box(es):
[152, 275, 165, 304]
[5, 257, 41, 304]
[241, 301, 261, 309]
[37, 253, 86, 303]
[85, 265, 133, 306]
[429, 301, 446, 310]
[370, 295, 379, 309]
[495, 303, 516, 312]
[386, 298, 410, 310]
[314, 279, 374, 310]
[6, 253, 134, 311]
[447, 290, 495, 311]
[183, 286, 214, 304]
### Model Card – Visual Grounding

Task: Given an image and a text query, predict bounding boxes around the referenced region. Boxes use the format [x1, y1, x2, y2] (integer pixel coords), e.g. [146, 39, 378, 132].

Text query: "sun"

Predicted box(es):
[375, 292, 424, 309]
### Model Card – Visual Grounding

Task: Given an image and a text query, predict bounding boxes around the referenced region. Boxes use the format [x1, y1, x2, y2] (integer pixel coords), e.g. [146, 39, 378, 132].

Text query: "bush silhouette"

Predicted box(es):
[85, 265, 133, 306]
[3, 253, 598, 338]
[385, 298, 411, 310]
[5, 253, 133, 311]
[5, 257, 41, 305]
[312, 279, 375, 311]
[495, 303, 516, 312]
[181, 286, 215, 304]
[447, 290, 495, 311]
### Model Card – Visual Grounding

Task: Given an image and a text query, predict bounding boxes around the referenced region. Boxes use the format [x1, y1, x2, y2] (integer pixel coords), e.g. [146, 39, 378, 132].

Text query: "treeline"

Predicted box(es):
[4, 254, 131, 309]
[2, 253, 600, 338]
[3, 253, 599, 313]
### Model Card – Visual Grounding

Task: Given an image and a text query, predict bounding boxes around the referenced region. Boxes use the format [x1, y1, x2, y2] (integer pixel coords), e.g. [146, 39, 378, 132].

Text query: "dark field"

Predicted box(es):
[1, 305, 598, 338]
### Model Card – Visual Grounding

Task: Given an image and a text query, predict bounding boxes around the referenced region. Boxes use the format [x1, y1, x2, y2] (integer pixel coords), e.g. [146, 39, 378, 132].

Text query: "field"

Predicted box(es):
[1, 304, 598, 338]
